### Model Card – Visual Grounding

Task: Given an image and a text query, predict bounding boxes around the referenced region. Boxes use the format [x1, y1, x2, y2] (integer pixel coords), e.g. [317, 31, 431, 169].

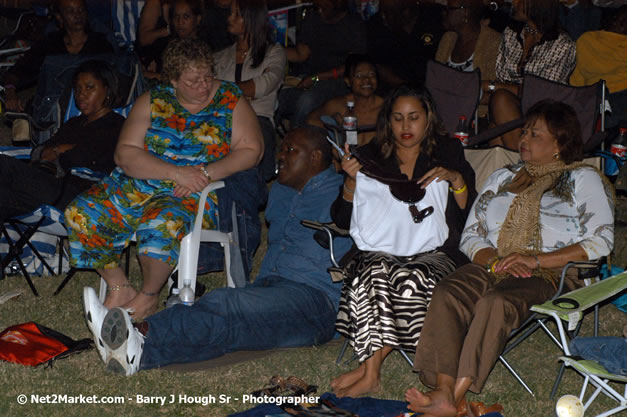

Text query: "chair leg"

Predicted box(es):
[398, 349, 414, 367]
[498, 355, 535, 396]
[336, 337, 350, 365]
[124, 244, 131, 276]
[550, 362, 567, 400]
[14, 258, 39, 297]
[53, 267, 78, 296]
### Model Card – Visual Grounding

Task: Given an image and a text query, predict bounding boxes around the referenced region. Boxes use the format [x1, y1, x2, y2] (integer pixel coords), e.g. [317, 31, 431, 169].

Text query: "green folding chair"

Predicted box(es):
[531, 271, 627, 417]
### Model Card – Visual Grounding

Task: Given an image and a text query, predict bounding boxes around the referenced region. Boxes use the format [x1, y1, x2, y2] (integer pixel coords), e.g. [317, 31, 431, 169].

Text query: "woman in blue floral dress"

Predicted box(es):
[65, 39, 263, 319]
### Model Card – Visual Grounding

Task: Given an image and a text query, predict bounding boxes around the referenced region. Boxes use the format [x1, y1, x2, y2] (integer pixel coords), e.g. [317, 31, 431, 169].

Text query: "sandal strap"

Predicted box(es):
[108, 283, 133, 291]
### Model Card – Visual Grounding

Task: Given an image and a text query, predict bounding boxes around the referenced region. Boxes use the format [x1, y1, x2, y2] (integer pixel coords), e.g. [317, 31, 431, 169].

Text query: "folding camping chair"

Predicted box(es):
[424, 59, 481, 135]
[300, 220, 416, 368]
[3, 51, 144, 146]
[468, 74, 607, 151]
[498, 261, 607, 397]
[111, 0, 146, 47]
[531, 271, 627, 417]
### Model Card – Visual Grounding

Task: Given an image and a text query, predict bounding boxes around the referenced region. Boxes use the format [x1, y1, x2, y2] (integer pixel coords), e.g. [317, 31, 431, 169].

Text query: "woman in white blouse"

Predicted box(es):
[213, 0, 286, 181]
[405, 99, 614, 417]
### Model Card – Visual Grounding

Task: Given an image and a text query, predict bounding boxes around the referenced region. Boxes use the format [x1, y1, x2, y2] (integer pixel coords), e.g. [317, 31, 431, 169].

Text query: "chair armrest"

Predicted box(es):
[531, 271, 627, 328]
[70, 167, 107, 182]
[0, 146, 31, 159]
[466, 118, 525, 147]
[301, 220, 350, 268]
[300, 220, 349, 237]
[193, 181, 226, 234]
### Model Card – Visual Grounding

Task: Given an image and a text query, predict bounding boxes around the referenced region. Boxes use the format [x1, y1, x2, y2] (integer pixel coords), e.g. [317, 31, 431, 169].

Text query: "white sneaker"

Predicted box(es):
[82, 286, 110, 363]
[101, 307, 144, 376]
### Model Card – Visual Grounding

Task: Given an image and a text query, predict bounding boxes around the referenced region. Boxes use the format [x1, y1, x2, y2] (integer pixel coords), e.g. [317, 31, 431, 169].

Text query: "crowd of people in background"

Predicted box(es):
[0, 0, 625, 415]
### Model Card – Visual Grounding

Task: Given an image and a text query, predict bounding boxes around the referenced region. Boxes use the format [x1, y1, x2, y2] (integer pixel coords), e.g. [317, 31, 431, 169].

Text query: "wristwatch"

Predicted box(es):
[310, 75, 320, 86]
[488, 81, 496, 93]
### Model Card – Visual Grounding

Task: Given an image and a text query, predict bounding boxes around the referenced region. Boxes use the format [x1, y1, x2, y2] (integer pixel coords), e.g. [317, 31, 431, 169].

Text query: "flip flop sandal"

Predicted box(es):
[285, 376, 318, 396]
[250, 375, 286, 398]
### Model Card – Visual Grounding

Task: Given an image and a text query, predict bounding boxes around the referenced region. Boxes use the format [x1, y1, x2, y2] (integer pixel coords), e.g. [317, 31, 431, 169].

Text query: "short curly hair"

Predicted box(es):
[161, 39, 214, 84]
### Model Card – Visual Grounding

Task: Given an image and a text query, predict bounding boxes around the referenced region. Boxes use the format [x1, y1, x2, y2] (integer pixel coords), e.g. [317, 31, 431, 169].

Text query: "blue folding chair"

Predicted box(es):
[112, 0, 146, 47]
[0, 93, 131, 296]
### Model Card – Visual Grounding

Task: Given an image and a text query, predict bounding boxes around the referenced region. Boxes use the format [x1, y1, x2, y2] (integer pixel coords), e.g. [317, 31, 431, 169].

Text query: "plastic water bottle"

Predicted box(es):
[165, 288, 181, 308]
[605, 127, 627, 183]
[343, 100, 358, 146]
[179, 279, 195, 306]
[454, 115, 469, 147]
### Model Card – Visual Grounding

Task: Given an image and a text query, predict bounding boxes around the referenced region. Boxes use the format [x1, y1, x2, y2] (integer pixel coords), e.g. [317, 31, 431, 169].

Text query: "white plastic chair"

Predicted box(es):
[171, 180, 235, 292]
[96, 181, 236, 299]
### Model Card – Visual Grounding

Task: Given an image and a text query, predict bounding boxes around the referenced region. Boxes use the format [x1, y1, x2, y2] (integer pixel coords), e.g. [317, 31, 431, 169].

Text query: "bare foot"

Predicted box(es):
[331, 363, 366, 391]
[123, 292, 159, 321]
[404, 387, 456, 417]
[104, 286, 137, 310]
[335, 375, 380, 398]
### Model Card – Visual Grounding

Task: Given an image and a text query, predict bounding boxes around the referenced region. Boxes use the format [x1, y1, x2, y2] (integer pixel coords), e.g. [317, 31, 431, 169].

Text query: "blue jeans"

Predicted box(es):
[140, 275, 337, 370]
[570, 337, 627, 376]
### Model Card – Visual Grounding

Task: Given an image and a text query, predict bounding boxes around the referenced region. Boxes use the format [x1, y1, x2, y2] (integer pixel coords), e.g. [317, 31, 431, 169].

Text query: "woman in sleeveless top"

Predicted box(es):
[64, 39, 263, 320]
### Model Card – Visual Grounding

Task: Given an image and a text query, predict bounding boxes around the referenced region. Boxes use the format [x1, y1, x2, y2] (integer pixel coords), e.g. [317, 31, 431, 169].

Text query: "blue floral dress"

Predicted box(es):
[65, 82, 241, 268]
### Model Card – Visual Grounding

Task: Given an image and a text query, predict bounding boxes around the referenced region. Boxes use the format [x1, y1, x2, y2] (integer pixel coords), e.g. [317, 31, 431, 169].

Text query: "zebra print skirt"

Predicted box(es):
[335, 250, 456, 363]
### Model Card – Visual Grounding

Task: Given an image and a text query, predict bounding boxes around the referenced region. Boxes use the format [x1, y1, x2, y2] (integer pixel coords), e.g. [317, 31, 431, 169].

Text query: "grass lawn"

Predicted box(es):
[0, 214, 625, 417]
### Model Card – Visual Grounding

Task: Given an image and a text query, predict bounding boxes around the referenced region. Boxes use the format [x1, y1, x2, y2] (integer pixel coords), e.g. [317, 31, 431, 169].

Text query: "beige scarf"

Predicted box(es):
[495, 160, 605, 284]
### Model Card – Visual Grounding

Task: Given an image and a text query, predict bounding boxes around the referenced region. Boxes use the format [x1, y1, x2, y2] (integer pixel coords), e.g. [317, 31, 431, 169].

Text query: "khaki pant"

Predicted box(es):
[413, 263, 580, 393]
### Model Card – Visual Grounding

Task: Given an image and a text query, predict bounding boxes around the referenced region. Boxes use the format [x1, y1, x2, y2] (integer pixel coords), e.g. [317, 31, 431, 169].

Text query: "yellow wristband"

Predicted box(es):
[449, 184, 467, 194]
[490, 259, 499, 273]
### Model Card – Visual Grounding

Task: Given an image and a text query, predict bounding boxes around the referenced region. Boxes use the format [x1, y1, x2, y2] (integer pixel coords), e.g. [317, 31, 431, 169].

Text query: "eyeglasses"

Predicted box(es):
[180, 74, 214, 89]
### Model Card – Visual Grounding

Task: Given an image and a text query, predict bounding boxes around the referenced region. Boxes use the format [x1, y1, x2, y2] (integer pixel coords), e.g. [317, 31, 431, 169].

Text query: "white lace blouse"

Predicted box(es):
[460, 164, 614, 262]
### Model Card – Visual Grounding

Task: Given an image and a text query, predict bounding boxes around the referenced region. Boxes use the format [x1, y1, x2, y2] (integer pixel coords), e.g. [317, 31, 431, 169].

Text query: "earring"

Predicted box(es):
[553, 152, 560, 160]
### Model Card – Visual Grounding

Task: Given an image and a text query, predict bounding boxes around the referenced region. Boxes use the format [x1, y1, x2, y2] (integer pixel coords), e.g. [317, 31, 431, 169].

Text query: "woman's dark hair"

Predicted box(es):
[235, 0, 274, 68]
[374, 85, 447, 159]
[524, 99, 583, 164]
[72, 60, 119, 108]
[344, 54, 377, 79]
[520, 0, 561, 41]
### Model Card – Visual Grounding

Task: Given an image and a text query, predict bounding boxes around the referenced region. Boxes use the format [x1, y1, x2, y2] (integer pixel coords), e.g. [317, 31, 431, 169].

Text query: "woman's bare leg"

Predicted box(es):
[489, 89, 523, 150]
[335, 346, 393, 398]
[97, 266, 137, 309]
[122, 255, 173, 320]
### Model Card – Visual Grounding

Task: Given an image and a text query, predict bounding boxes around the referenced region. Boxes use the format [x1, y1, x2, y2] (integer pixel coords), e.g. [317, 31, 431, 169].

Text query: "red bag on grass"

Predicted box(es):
[0, 322, 92, 367]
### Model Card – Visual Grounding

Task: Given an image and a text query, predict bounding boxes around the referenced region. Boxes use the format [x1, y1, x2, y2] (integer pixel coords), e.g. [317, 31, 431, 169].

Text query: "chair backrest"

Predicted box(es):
[29, 52, 141, 144]
[64, 88, 134, 122]
[520, 74, 604, 147]
[112, 0, 146, 46]
[424, 59, 481, 135]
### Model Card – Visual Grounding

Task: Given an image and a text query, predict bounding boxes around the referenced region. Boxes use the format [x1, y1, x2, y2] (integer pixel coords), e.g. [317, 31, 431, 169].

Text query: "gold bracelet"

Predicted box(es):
[449, 183, 467, 194]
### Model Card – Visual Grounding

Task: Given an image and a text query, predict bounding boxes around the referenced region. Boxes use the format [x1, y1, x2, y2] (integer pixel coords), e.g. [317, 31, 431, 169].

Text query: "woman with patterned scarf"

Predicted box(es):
[404, 99, 615, 417]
